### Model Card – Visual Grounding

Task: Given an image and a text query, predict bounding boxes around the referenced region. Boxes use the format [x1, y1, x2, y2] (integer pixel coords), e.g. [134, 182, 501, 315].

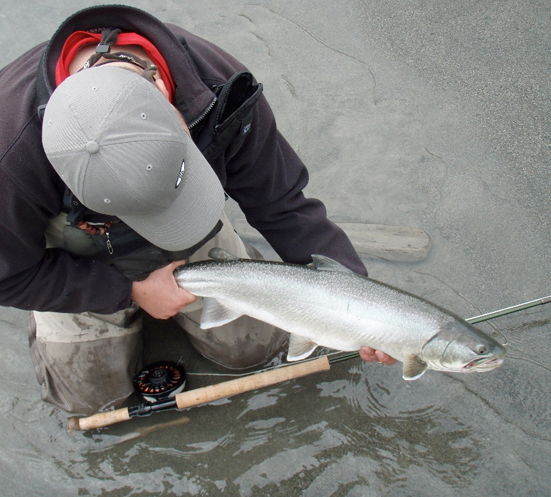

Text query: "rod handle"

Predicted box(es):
[66, 356, 331, 432]
[175, 355, 331, 410]
[67, 407, 131, 433]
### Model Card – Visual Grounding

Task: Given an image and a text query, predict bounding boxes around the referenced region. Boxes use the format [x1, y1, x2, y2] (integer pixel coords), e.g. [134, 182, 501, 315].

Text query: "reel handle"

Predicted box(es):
[67, 356, 331, 432]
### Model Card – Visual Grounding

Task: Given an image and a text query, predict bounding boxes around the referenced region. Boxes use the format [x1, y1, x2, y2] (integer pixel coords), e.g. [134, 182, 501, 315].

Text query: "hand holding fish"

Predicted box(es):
[132, 261, 196, 319]
[359, 347, 398, 365]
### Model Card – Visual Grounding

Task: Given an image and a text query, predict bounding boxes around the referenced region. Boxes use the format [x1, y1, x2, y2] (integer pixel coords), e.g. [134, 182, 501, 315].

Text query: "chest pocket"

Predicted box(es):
[195, 71, 263, 163]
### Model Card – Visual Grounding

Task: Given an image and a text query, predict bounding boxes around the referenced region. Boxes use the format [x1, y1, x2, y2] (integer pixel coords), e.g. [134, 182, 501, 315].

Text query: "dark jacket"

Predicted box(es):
[0, 5, 366, 315]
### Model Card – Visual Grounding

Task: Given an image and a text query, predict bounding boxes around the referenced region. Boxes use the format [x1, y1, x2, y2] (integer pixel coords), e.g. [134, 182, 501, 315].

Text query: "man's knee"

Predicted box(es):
[175, 311, 287, 371]
[29, 308, 143, 414]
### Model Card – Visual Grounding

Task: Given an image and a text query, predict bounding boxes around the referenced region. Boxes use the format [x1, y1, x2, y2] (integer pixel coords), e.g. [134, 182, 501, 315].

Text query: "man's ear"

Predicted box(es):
[155, 78, 170, 100]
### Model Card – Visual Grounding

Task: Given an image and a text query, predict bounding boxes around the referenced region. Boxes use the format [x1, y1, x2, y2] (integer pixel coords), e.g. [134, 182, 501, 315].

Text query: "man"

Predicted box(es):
[0, 5, 394, 415]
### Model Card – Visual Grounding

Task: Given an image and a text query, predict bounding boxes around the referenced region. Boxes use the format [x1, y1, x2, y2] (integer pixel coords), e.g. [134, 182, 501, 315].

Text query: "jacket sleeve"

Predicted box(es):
[0, 169, 133, 313]
[0, 78, 133, 315]
[0, 42, 134, 315]
[222, 95, 367, 275]
[167, 24, 366, 275]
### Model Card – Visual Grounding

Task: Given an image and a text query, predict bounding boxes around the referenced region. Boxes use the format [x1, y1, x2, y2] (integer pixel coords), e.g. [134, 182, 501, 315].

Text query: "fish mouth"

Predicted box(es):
[464, 356, 504, 371]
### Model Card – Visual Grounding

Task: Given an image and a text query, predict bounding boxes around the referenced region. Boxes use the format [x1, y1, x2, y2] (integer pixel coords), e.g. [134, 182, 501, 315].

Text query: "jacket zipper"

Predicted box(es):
[105, 230, 114, 255]
[188, 96, 217, 130]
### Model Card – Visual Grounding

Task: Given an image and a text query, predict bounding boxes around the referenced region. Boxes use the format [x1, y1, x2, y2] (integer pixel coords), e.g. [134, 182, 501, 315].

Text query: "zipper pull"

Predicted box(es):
[105, 231, 114, 255]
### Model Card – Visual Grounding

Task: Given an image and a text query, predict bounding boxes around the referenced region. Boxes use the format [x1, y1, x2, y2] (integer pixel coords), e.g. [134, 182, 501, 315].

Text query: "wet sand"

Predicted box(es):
[0, 0, 550, 495]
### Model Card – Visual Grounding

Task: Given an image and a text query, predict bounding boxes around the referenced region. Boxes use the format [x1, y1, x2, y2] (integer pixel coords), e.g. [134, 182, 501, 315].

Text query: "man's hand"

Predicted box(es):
[131, 261, 196, 319]
[359, 346, 397, 365]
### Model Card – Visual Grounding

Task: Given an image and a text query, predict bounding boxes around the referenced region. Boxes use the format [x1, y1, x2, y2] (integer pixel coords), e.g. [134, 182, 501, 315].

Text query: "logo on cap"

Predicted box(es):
[175, 159, 185, 188]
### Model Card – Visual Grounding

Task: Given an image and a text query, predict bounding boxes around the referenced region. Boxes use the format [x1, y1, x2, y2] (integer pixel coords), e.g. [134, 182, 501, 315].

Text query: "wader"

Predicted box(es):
[29, 211, 287, 415]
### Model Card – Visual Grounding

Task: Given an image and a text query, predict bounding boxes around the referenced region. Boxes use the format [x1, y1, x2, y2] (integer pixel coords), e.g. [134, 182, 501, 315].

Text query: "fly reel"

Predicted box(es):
[133, 361, 187, 403]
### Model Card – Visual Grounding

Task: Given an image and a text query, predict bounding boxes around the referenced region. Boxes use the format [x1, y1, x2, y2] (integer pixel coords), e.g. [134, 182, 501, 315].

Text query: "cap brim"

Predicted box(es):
[119, 132, 225, 251]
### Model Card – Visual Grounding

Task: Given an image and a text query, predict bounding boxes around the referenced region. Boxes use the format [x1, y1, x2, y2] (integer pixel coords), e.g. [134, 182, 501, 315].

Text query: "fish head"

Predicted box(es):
[421, 320, 506, 374]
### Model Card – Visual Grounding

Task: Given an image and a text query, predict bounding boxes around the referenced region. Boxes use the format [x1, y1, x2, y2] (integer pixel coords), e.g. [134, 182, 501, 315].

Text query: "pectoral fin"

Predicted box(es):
[402, 354, 428, 380]
[287, 334, 318, 361]
[200, 298, 244, 329]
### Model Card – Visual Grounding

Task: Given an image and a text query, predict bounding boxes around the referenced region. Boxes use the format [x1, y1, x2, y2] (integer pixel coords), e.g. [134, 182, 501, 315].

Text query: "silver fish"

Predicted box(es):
[174, 248, 506, 380]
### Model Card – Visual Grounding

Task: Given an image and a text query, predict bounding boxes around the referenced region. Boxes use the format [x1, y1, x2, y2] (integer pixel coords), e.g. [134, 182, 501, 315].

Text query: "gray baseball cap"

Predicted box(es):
[42, 65, 225, 251]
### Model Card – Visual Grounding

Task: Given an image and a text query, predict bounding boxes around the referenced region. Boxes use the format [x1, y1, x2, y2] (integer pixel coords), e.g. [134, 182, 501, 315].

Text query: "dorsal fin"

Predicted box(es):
[310, 255, 354, 273]
[208, 247, 240, 261]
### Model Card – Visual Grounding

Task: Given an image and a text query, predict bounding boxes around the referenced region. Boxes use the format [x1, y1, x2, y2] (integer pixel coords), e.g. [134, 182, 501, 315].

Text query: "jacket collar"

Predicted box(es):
[36, 4, 215, 125]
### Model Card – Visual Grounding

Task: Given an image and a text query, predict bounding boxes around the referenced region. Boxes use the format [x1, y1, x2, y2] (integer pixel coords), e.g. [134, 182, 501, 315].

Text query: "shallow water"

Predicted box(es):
[1, 0, 550, 495]
[1, 301, 550, 496]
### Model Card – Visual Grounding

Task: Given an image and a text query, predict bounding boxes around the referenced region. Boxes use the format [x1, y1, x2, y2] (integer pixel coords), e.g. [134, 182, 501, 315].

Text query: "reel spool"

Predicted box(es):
[133, 361, 187, 403]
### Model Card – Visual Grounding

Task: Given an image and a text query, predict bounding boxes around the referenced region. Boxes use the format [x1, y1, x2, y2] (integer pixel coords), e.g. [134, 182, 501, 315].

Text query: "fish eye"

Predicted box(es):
[476, 345, 488, 355]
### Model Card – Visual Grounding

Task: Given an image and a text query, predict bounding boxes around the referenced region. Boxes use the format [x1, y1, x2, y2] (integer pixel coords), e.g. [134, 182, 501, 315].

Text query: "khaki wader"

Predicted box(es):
[29, 211, 287, 414]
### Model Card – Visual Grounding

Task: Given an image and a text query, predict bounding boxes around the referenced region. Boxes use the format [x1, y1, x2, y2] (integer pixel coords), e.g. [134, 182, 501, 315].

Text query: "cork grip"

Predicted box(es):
[67, 356, 331, 432]
[67, 407, 131, 432]
[175, 356, 331, 410]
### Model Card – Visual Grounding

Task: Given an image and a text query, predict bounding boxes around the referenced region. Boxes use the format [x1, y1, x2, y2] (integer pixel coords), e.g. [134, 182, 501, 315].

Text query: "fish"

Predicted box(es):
[174, 248, 506, 380]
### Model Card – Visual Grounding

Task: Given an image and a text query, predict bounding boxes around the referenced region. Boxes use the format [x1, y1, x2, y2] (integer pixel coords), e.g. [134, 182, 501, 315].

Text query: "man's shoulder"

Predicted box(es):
[0, 43, 45, 137]
[165, 23, 249, 82]
[0, 43, 58, 200]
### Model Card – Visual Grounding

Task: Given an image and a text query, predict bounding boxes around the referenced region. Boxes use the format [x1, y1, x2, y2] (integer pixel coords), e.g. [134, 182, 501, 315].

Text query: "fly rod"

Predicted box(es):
[67, 295, 551, 432]
[67, 356, 332, 432]
[466, 295, 551, 324]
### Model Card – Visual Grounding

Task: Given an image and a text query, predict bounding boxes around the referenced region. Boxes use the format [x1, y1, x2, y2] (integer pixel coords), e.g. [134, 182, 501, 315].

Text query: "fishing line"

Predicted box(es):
[185, 350, 347, 378]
